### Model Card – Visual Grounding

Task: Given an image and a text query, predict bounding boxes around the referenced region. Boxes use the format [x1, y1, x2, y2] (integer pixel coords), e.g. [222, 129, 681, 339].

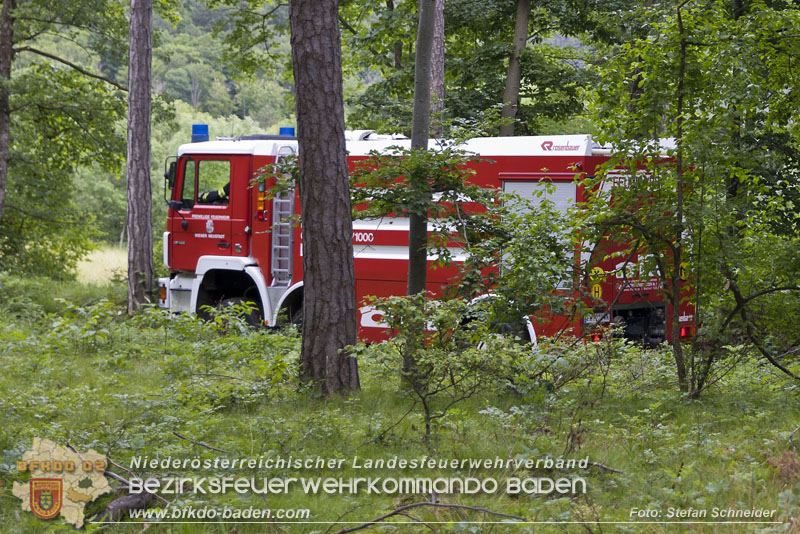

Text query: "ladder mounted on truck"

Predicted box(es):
[266, 145, 297, 312]
[270, 193, 294, 287]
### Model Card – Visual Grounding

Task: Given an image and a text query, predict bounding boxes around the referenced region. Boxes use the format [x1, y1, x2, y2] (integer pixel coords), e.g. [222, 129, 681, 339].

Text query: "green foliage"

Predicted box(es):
[455, 189, 583, 328]
[16, 0, 129, 77]
[72, 164, 128, 245]
[0, 0, 132, 277]
[0, 62, 127, 277]
[0, 274, 798, 531]
[350, 141, 499, 265]
[350, 138, 589, 332]
[153, 0, 294, 125]
[210, 0, 290, 79]
[351, 294, 525, 444]
[591, 0, 800, 392]
[341, 0, 600, 135]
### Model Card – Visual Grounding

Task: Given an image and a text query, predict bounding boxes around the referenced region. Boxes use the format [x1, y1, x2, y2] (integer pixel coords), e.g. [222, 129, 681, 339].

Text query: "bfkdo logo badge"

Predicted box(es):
[30, 478, 63, 520]
[13, 438, 112, 528]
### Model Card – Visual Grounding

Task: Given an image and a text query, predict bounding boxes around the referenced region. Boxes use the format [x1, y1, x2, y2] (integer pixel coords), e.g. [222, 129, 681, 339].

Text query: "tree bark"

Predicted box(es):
[386, 0, 403, 70]
[0, 0, 15, 226]
[671, 3, 688, 391]
[290, 0, 359, 394]
[126, 0, 154, 313]
[407, 0, 436, 297]
[403, 0, 436, 376]
[499, 0, 530, 137]
[429, 0, 445, 137]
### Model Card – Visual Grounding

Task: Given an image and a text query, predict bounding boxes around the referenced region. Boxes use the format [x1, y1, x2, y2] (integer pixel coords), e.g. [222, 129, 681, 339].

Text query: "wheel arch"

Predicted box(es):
[273, 282, 304, 326]
[189, 256, 271, 324]
[466, 293, 537, 345]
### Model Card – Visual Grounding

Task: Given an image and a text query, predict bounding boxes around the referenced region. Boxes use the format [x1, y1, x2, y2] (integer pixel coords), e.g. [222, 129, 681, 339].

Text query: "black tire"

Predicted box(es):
[461, 300, 534, 347]
[288, 300, 303, 331]
[219, 297, 262, 327]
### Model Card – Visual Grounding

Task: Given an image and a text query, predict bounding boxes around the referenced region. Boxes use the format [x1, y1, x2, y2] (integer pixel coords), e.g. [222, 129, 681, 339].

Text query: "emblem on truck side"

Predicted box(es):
[360, 306, 388, 328]
[206, 219, 214, 233]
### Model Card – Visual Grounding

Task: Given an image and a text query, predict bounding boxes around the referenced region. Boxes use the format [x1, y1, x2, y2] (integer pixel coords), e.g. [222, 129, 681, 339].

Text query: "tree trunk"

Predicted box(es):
[429, 0, 445, 137]
[671, 4, 688, 392]
[499, 0, 530, 137]
[407, 0, 436, 297]
[670, 251, 687, 391]
[126, 0, 154, 313]
[190, 77, 200, 109]
[0, 0, 15, 226]
[290, 0, 359, 394]
[403, 0, 436, 376]
[386, 0, 403, 70]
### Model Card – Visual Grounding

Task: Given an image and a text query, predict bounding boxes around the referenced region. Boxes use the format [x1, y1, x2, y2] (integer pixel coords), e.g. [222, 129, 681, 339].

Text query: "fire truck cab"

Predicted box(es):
[161, 130, 302, 327]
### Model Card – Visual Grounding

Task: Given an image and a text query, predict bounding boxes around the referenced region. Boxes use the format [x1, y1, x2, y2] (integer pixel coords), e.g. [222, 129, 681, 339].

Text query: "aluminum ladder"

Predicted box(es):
[270, 194, 295, 288]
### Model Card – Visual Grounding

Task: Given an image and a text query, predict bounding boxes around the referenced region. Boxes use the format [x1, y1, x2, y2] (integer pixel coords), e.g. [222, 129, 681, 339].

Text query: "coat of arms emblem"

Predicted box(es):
[30, 478, 62, 519]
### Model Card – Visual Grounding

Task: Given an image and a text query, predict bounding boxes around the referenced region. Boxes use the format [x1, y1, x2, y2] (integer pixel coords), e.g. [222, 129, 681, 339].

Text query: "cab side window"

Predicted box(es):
[197, 160, 231, 205]
[180, 159, 196, 209]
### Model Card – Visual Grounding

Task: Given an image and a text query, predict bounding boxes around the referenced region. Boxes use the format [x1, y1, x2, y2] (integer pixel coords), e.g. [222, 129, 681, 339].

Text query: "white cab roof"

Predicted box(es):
[177, 139, 298, 157]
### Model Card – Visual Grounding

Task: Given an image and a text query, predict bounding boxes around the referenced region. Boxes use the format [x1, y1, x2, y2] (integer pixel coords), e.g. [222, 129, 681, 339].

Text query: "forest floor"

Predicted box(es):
[0, 271, 798, 533]
[76, 246, 128, 286]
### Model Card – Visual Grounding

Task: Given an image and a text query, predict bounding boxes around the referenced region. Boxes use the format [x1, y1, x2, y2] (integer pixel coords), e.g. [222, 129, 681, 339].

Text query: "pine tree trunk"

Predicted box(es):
[0, 0, 15, 225]
[126, 0, 154, 313]
[290, 0, 359, 394]
[499, 0, 530, 137]
[429, 0, 445, 137]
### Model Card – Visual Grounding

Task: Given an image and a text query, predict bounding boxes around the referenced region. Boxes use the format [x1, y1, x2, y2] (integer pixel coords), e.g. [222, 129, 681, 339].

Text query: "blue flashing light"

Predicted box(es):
[191, 124, 209, 143]
[279, 127, 296, 137]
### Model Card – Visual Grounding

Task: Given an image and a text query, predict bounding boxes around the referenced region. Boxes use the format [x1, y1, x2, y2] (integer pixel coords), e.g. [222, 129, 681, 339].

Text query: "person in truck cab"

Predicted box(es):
[198, 182, 230, 204]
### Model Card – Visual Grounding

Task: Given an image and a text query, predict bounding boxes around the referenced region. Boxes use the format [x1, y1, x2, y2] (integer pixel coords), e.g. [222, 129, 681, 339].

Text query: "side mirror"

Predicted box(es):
[167, 200, 188, 230]
[164, 161, 177, 189]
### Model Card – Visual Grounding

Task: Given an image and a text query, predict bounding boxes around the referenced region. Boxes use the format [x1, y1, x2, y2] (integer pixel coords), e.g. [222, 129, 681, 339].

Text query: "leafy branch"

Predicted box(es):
[15, 46, 128, 91]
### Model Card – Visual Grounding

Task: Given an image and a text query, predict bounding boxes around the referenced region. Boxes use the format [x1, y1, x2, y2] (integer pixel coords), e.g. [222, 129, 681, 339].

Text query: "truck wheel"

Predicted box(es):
[461, 298, 535, 347]
[219, 297, 262, 327]
[288, 301, 303, 331]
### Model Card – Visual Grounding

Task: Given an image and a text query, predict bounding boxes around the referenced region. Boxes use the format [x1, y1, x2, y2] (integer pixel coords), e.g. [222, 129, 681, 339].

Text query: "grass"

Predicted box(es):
[0, 278, 798, 533]
[76, 245, 127, 286]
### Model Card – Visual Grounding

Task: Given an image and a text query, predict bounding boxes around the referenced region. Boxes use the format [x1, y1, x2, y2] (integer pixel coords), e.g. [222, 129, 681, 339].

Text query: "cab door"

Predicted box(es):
[169, 156, 234, 271]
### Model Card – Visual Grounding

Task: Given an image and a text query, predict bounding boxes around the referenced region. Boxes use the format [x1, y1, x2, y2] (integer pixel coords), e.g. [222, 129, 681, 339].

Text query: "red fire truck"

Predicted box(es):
[158, 126, 695, 344]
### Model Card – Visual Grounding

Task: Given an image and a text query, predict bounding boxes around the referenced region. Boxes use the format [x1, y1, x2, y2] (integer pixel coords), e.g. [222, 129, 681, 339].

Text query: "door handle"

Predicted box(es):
[217, 242, 231, 249]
